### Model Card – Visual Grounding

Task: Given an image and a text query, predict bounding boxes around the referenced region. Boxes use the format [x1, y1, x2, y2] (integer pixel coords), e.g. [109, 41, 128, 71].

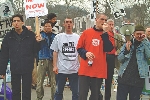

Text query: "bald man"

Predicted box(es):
[146, 27, 150, 41]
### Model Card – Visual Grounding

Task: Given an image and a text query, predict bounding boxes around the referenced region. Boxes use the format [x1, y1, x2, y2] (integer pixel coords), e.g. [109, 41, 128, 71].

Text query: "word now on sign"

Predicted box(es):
[24, 0, 48, 18]
[26, 3, 44, 10]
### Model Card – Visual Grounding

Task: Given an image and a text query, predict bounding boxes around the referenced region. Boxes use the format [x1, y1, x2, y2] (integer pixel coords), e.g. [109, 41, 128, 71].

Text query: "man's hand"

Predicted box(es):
[139, 34, 146, 41]
[53, 66, 58, 74]
[102, 23, 109, 32]
[35, 34, 42, 42]
[0, 75, 5, 79]
[115, 51, 118, 56]
[86, 52, 95, 61]
[126, 41, 132, 51]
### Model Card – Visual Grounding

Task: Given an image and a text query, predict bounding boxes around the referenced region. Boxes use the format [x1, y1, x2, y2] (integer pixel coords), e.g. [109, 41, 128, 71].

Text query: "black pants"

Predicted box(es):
[11, 72, 32, 100]
[104, 54, 115, 100]
[117, 83, 143, 100]
[79, 75, 103, 100]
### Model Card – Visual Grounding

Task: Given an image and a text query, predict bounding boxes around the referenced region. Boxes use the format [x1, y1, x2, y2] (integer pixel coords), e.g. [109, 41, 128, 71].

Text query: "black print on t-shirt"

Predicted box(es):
[62, 42, 75, 53]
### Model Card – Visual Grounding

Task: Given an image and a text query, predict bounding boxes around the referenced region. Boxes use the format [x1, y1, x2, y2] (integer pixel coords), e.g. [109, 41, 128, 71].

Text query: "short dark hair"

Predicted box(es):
[11, 14, 24, 22]
[43, 19, 51, 26]
[47, 13, 57, 20]
[64, 16, 73, 23]
[96, 13, 107, 19]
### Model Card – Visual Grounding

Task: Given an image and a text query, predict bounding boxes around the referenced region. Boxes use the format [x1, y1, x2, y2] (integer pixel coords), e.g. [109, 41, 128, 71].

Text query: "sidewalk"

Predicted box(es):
[31, 85, 117, 100]
[31, 86, 149, 100]
[4, 82, 150, 100]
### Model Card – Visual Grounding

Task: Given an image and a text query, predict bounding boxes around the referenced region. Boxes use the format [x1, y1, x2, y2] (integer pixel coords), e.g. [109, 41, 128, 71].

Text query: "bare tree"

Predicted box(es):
[10, 0, 150, 29]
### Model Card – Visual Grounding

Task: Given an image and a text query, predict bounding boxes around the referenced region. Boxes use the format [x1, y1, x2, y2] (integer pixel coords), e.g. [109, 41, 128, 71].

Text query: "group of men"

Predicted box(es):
[0, 12, 150, 100]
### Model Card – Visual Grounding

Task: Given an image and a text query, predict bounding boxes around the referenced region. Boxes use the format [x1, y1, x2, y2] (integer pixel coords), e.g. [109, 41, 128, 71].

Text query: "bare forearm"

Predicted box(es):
[78, 55, 80, 63]
[53, 51, 58, 67]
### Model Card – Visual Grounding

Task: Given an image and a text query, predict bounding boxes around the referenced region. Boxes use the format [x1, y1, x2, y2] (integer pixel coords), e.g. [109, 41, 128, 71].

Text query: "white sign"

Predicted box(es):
[108, 0, 126, 19]
[24, 0, 48, 18]
[90, 0, 97, 21]
[0, 1, 14, 18]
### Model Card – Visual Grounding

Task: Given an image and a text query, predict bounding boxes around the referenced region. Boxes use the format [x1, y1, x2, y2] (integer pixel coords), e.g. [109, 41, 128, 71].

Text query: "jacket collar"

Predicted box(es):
[93, 25, 103, 32]
[9, 26, 30, 38]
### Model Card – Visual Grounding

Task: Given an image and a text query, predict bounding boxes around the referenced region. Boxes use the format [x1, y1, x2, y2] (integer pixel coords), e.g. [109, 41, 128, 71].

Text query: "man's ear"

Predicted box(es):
[22, 22, 24, 26]
[63, 23, 65, 27]
[95, 18, 97, 22]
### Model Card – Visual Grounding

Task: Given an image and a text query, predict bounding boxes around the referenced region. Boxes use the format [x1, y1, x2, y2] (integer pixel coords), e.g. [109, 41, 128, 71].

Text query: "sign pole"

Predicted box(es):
[34, 16, 39, 87]
[35, 16, 40, 35]
[96, 0, 98, 17]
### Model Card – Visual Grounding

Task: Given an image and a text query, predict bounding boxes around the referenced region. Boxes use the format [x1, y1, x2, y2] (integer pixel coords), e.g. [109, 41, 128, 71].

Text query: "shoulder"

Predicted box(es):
[25, 30, 35, 37]
[83, 28, 93, 33]
[72, 33, 80, 37]
[4, 29, 16, 37]
[56, 33, 65, 37]
[80, 28, 94, 38]
[29, 31, 35, 35]
[52, 32, 63, 39]
[114, 33, 124, 39]
[114, 33, 122, 36]
[3, 31, 11, 40]
[40, 31, 46, 35]
[51, 32, 57, 36]
[5, 31, 11, 36]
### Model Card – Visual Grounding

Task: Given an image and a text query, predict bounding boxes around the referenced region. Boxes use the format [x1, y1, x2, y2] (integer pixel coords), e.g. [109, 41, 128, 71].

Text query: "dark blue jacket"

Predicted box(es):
[0, 26, 38, 75]
[38, 31, 56, 60]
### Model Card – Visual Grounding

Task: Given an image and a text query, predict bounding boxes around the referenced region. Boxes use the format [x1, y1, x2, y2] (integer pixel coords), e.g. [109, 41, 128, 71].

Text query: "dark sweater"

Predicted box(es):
[118, 39, 145, 87]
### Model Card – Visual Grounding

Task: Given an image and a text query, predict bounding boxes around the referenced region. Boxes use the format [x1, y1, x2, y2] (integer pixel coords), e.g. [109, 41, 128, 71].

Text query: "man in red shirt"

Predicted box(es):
[77, 13, 113, 100]
[104, 19, 116, 100]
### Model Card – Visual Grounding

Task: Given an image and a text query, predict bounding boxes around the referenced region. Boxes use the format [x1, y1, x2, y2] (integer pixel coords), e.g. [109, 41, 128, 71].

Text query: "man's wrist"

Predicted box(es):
[53, 65, 57, 68]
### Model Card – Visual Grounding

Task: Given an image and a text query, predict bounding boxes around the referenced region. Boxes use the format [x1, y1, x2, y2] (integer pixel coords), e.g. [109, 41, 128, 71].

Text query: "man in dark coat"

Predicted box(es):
[0, 14, 40, 100]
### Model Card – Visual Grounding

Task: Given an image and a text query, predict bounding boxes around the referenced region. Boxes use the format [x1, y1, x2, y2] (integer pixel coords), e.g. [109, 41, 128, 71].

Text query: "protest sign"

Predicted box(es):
[24, 0, 48, 18]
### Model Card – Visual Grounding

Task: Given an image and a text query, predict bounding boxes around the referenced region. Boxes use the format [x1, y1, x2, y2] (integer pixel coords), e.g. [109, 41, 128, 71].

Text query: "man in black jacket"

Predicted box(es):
[0, 14, 40, 100]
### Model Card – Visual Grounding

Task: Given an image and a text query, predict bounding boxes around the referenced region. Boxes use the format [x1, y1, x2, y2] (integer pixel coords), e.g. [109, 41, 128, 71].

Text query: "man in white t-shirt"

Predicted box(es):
[50, 17, 80, 100]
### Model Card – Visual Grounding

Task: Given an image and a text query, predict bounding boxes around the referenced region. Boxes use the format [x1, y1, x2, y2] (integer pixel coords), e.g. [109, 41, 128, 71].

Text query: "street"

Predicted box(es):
[31, 85, 149, 100]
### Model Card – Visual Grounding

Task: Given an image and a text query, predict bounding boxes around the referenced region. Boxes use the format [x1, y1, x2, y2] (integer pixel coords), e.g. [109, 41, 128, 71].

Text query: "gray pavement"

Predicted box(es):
[31, 86, 150, 100]
[31, 85, 117, 100]
[5, 82, 150, 100]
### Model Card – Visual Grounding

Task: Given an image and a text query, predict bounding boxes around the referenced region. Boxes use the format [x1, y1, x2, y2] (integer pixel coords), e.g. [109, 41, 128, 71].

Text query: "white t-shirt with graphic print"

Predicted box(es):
[50, 32, 80, 74]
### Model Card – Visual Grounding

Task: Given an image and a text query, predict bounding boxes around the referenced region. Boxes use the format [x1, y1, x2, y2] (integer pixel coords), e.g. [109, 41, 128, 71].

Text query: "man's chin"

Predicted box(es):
[136, 38, 143, 41]
[15, 28, 21, 30]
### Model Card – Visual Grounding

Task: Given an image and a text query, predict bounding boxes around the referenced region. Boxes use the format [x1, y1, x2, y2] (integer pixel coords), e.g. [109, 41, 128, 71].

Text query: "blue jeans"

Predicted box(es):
[54, 73, 79, 100]
[117, 83, 143, 100]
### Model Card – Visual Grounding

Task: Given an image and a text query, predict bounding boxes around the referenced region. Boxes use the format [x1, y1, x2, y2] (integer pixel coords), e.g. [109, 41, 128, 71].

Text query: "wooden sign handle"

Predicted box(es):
[35, 16, 40, 35]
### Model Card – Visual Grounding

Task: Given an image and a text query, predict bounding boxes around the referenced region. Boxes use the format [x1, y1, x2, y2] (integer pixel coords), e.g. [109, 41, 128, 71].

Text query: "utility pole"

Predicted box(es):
[65, 0, 69, 15]
[96, 0, 98, 17]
